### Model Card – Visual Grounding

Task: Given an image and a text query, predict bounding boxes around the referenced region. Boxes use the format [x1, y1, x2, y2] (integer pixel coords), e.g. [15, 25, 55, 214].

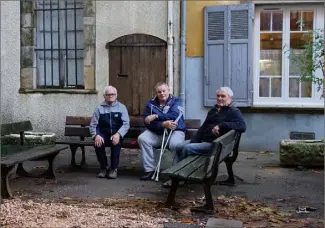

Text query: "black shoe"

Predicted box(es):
[140, 171, 154, 181]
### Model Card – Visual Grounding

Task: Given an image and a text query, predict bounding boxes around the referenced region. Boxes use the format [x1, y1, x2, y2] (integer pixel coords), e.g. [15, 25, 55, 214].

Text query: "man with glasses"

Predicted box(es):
[164, 87, 246, 188]
[90, 85, 130, 179]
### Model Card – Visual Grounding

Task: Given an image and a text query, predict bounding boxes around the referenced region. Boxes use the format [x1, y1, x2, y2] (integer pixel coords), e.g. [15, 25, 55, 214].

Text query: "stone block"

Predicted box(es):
[84, 46, 95, 66]
[280, 140, 324, 166]
[84, 0, 95, 17]
[20, 68, 34, 89]
[21, 13, 33, 28]
[1, 131, 56, 146]
[21, 46, 34, 68]
[84, 66, 95, 89]
[21, 28, 34, 46]
[84, 25, 95, 45]
[84, 17, 95, 26]
[21, 1, 33, 14]
[206, 218, 243, 228]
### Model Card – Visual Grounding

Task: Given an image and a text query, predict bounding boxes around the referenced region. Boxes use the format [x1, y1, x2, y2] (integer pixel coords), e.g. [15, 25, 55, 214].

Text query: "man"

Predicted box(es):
[137, 82, 186, 181]
[89, 85, 130, 179]
[164, 87, 246, 187]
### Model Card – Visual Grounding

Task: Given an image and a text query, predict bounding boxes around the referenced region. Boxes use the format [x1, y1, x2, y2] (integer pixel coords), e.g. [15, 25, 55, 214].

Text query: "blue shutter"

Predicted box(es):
[228, 4, 253, 107]
[204, 3, 253, 107]
[204, 6, 228, 107]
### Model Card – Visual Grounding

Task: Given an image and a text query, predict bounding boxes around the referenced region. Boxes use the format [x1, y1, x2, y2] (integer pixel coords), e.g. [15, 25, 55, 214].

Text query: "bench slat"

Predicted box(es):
[162, 155, 200, 175]
[1, 121, 33, 136]
[1, 145, 68, 166]
[171, 156, 206, 180]
[184, 120, 201, 129]
[66, 116, 91, 126]
[65, 127, 91, 137]
[187, 165, 206, 181]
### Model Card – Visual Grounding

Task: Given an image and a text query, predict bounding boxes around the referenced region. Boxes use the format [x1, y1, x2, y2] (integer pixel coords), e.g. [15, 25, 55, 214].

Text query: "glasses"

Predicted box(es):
[105, 93, 116, 96]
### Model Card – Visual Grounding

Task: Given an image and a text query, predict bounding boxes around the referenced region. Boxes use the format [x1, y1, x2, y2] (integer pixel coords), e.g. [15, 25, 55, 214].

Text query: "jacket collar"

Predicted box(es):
[101, 100, 118, 107]
[152, 95, 173, 106]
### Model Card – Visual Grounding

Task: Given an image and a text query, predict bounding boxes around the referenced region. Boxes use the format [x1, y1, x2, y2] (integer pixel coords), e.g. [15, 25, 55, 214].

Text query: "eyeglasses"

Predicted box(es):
[105, 93, 116, 96]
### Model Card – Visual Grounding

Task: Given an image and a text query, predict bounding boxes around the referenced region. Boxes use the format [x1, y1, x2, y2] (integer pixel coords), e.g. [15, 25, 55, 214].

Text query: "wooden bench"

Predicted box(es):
[161, 130, 242, 213]
[56, 116, 201, 167]
[1, 121, 68, 199]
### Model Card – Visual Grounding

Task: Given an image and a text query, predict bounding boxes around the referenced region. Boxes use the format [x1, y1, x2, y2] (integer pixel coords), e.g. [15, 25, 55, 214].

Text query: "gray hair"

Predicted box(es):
[216, 87, 234, 97]
[103, 85, 117, 95]
[154, 82, 169, 91]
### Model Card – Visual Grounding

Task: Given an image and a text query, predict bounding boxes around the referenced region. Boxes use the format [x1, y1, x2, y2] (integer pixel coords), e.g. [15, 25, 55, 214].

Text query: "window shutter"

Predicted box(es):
[204, 6, 228, 107]
[204, 4, 253, 107]
[228, 4, 253, 107]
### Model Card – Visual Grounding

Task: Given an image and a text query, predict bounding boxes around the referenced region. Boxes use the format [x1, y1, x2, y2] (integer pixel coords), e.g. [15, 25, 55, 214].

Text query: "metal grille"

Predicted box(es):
[35, 0, 84, 89]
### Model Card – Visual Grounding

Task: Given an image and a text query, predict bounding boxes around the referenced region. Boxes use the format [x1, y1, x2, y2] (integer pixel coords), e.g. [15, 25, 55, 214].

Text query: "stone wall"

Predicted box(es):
[19, 0, 96, 91]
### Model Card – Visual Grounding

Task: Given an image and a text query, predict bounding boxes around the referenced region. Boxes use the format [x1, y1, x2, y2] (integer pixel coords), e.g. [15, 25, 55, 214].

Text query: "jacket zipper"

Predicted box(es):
[110, 112, 112, 135]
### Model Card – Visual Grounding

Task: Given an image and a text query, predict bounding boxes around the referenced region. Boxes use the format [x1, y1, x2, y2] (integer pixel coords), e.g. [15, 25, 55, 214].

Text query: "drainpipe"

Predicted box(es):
[180, 0, 186, 117]
[167, 0, 174, 93]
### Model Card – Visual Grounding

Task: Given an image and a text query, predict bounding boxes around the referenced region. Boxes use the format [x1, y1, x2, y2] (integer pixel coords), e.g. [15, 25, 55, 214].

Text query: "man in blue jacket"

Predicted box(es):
[138, 82, 186, 181]
[89, 86, 130, 179]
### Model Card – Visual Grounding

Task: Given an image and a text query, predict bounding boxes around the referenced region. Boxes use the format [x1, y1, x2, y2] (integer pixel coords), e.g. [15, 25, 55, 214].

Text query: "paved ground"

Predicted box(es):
[9, 147, 324, 219]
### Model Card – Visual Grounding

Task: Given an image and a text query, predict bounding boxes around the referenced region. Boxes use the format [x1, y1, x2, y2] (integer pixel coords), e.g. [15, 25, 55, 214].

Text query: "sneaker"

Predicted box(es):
[107, 169, 117, 179]
[97, 169, 107, 178]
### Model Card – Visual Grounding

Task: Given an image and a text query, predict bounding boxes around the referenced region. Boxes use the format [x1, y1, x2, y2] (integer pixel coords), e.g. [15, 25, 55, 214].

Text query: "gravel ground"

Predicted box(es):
[0, 198, 174, 228]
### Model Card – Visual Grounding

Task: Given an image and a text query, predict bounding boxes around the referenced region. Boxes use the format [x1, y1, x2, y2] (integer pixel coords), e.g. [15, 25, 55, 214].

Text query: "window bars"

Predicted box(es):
[35, 0, 84, 88]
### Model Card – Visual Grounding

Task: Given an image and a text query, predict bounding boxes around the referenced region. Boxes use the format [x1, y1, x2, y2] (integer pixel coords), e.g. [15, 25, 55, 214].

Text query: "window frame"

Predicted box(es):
[253, 4, 324, 108]
[35, 0, 85, 89]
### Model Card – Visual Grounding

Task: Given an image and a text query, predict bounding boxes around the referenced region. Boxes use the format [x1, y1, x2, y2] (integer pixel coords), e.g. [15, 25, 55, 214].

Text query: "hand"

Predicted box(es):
[162, 120, 177, 130]
[145, 114, 158, 124]
[111, 133, 120, 146]
[94, 135, 104, 147]
[212, 125, 220, 136]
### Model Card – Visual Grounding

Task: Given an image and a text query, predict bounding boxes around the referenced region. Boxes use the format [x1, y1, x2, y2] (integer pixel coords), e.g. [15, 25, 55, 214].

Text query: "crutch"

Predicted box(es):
[152, 106, 184, 181]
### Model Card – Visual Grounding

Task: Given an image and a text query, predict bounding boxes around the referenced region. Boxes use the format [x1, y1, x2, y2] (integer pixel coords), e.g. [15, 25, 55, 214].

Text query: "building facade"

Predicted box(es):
[1, 0, 324, 152]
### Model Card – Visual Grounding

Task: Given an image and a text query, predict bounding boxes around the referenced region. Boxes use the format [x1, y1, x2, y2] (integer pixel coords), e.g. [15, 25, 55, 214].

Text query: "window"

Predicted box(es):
[36, 0, 84, 89]
[255, 5, 324, 107]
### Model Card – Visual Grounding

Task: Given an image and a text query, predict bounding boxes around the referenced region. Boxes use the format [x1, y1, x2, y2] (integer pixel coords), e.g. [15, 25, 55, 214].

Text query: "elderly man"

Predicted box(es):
[138, 82, 186, 181]
[90, 85, 130, 179]
[163, 87, 246, 187]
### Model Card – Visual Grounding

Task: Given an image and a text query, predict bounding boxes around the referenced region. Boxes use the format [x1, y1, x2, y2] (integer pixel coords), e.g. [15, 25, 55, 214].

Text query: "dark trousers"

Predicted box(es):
[94, 136, 121, 170]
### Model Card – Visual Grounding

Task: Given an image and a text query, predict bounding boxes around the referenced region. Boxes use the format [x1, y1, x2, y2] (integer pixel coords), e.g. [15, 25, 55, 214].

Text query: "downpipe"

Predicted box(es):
[167, 0, 174, 93]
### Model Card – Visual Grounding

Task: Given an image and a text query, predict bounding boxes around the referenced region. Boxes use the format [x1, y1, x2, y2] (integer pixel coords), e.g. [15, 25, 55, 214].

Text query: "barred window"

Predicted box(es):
[36, 0, 84, 89]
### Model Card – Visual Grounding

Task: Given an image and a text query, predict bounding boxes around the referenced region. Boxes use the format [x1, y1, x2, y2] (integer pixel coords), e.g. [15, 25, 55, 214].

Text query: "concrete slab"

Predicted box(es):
[206, 218, 243, 228]
[163, 223, 200, 228]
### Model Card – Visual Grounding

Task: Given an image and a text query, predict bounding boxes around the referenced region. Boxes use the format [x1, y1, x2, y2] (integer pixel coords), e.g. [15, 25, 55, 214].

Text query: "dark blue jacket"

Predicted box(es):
[191, 104, 246, 143]
[142, 95, 186, 135]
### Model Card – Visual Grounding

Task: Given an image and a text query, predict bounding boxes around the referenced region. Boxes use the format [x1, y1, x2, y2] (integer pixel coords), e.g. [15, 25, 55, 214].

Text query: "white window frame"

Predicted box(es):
[253, 4, 324, 108]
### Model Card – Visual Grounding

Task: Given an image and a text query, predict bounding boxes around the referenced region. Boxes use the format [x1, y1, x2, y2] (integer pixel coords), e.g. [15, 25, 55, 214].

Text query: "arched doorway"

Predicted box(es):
[107, 33, 167, 117]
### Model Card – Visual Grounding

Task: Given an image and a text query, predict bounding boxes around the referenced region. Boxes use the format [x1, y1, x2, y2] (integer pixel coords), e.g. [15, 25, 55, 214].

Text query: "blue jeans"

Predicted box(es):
[176, 140, 212, 161]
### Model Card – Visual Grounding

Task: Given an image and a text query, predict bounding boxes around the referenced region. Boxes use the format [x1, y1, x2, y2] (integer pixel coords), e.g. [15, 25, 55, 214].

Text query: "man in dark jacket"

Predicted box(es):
[162, 87, 246, 187]
[137, 82, 186, 181]
[90, 86, 130, 179]
[180, 86, 245, 158]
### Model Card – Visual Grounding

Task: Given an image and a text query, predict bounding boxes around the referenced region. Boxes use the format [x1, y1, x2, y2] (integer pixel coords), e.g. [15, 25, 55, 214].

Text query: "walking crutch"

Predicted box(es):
[152, 106, 184, 181]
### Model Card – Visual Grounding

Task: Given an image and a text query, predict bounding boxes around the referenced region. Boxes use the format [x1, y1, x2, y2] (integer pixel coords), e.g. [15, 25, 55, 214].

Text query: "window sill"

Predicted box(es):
[253, 101, 324, 109]
[19, 88, 98, 94]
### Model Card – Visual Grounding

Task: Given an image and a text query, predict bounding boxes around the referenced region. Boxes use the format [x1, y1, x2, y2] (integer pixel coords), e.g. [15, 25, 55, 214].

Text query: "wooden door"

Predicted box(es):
[108, 34, 167, 117]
